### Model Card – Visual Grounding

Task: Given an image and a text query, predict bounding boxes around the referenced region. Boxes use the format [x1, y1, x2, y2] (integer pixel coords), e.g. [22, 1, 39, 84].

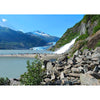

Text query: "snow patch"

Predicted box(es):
[35, 31, 50, 37]
[54, 37, 78, 54]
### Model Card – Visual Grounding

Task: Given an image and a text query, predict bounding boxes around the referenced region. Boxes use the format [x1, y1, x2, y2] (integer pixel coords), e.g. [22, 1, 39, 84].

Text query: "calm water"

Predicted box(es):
[0, 56, 34, 78]
[0, 50, 53, 78]
[0, 49, 53, 55]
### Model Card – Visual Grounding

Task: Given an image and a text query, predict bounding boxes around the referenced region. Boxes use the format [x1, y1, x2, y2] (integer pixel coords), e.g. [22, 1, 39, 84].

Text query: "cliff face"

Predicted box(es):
[51, 15, 100, 53]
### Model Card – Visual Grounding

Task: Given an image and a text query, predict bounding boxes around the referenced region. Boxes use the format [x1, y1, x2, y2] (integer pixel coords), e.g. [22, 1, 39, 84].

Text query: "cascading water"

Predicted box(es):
[54, 37, 78, 54]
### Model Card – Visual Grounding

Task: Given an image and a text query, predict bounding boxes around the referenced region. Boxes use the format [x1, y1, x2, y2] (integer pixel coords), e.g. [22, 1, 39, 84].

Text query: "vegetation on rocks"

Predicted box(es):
[93, 22, 100, 34]
[20, 58, 45, 85]
[82, 15, 100, 23]
[0, 77, 10, 85]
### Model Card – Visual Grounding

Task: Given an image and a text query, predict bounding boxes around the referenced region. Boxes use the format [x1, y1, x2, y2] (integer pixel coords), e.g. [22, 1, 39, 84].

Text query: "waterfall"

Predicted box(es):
[54, 37, 78, 54]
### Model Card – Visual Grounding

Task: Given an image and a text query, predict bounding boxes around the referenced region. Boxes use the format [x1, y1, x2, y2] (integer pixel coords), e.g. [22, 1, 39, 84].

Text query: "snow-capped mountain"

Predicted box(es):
[26, 30, 59, 43]
[34, 31, 50, 37]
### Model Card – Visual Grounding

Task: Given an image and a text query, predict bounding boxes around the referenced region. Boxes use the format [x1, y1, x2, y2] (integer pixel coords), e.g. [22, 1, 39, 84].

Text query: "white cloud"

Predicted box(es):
[2, 18, 7, 22]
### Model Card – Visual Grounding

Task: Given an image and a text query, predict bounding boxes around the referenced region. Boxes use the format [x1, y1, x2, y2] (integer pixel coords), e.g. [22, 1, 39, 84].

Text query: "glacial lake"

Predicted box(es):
[0, 50, 53, 79]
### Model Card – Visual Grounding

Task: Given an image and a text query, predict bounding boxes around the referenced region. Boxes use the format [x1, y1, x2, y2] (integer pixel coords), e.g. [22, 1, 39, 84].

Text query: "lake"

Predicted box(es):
[0, 50, 53, 79]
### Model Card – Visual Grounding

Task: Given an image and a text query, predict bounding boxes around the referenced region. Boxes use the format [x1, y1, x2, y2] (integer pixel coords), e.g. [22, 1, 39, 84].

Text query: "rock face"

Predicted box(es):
[88, 30, 100, 49]
[41, 47, 100, 85]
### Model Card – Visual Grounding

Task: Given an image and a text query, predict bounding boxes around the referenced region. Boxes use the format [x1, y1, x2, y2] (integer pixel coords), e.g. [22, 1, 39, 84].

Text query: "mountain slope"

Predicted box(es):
[26, 30, 59, 43]
[0, 26, 47, 49]
[51, 15, 100, 54]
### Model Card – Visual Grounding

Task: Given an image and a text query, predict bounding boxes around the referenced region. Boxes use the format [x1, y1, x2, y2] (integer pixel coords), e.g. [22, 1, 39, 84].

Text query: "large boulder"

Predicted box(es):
[74, 50, 81, 56]
[80, 73, 100, 85]
[46, 62, 53, 74]
[92, 53, 100, 58]
[60, 72, 64, 79]
[10, 79, 20, 85]
[75, 57, 82, 63]
[94, 47, 100, 53]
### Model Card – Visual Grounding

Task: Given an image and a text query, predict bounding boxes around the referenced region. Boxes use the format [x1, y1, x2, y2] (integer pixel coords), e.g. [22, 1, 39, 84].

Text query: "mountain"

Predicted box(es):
[51, 15, 100, 56]
[26, 30, 59, 43]
[0, 26, 48, 49]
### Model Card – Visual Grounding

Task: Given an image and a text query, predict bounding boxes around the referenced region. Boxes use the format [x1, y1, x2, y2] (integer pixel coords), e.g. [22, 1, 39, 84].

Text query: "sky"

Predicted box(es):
[0, 15, 84, 37]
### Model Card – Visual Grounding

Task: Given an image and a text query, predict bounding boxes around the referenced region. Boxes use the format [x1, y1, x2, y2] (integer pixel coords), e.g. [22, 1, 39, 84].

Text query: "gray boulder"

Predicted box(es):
[44, 78, 51, 83]
[92, 53, 100, 58]
[71, 67, 83, 73]
[60, 72, 64, 79]
[68, 59, 73, 64]
[80, 74, 100, 85]
[10, 79, 20, 85]
[75, 57, 82, 63]
[94, 47, 100, 53]
[46, 62, 53, 74]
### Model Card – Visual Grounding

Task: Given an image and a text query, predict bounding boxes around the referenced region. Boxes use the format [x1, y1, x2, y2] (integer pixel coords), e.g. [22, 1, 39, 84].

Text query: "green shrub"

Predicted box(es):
[95, 40, 100, 48]
[93, 22, 100, 34]
[0, 77, 10, 85]
[82, 15, 100, 23]
[20, 58, 44, 85]
[76, 33, 89, 42]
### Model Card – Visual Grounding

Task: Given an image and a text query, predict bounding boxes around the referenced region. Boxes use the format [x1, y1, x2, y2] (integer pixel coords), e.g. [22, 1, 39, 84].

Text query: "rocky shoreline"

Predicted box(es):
[41, 47, 100, 85]
[8, 47, 100, 85]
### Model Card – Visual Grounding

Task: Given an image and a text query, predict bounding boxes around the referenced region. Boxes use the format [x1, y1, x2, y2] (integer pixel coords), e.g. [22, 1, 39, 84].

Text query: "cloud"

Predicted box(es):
[2, 18, 7, 22]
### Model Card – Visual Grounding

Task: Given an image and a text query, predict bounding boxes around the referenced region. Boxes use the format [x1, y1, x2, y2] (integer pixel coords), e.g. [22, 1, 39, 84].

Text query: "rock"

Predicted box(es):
[60, 72, 64, 79]
[93, 61, 99, 65]
[57, 67, 64, 72]
[74, 63, 82, 68]
[46, 62, 53, 74]
[64, 65, 71, 69]
[98, 71, 100, 74]
[55, 80, 62, 85]
[74, 50, 80, 56]
[70, 78, 81, 85]
[75, 57, 82, 63]
[64, 69, 72, 75]
[80, 74, 100, 85]
[44, 78, 51, 83]
[71, 67, 83, 73]
[61, 78, 71, 85]
[10, 79, 20, 85]
[92, 53, 100, 58]
[89, 63, 95, 70]
[68, 59, 73, 64]
[43, 60, 49, 68]
[81, 61, 88, 64]
[94, 47, 100, 53]
[66, 73, 80, 78]
[41, 82, 46, 85]
[86, 56, 92, 60]
[83, 65, 88, 73]
[86, 71, 93, 74]
[98, 65, 100, 68]
[91, 72, 100, 79]
[92, 57, 99, 61]
[83, 49, 89, 55]
[51, 73, 55, 80]
[93, 66, 99, 72]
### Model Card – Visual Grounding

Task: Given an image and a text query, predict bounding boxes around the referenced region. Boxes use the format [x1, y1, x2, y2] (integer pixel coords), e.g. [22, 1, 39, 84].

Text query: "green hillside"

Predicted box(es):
[51, 15, 100, 54]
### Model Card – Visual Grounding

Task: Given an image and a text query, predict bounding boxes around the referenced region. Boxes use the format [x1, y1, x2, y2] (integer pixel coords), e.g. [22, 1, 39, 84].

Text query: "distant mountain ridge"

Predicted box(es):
[26, 30, 59, 43]
[0, 26, 59, 49]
